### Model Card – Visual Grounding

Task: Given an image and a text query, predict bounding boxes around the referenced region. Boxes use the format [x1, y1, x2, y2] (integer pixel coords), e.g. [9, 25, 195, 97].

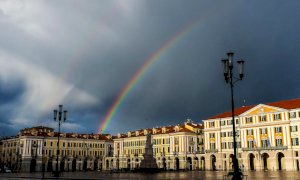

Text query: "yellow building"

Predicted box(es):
[111, 120, 205, 171]
[0, 126, 113, 172]
[203, 98, 300, 171]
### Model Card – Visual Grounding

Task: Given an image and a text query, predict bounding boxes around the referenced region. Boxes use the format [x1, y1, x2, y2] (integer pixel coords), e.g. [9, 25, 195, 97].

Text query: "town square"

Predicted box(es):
[1, 0, 300, 179]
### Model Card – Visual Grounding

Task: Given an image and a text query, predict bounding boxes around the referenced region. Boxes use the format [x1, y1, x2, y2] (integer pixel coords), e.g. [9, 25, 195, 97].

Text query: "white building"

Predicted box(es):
[203, 98, 300, 171]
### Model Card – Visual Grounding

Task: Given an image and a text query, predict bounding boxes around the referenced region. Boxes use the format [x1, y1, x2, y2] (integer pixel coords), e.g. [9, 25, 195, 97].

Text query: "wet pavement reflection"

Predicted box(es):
[0, 171, 300, 180]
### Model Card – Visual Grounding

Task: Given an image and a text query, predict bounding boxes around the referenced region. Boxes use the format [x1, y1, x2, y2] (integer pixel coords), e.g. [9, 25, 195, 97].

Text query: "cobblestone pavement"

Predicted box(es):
[0, 171, 300, 180]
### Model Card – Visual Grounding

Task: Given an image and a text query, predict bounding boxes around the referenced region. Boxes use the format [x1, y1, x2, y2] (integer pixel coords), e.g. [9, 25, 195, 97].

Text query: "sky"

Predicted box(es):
[0, 0, 300, 136]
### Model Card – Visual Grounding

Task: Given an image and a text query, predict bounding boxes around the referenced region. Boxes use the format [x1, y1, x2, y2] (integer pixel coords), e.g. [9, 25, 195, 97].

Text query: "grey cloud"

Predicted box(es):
[1, 0, 300, 135]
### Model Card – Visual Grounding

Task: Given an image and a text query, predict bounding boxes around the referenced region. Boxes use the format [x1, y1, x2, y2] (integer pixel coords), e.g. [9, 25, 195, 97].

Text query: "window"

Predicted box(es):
[227, 120, 233, 125]
[259, 115, 267, 122]
[209, 121, 215, 128]
[221, 121, 226, 126]
[227, 132, 233, 137]
[236, 119, 239, 124]
[50, 142, 53, 147]
[289, 112, 296, 118]
[247, 140, 254, 148]
[275, 127, 282, 133]
[221, 142, 227, 149]
[44, 142, 46, 146]
[228, 142, 234, 149]
[292, 138, 299, 146]
[276, 138, 283, 146]
[260, 128, 267, 134]
[274, 113, 281, 120]
[237, 142, 241, 148]
[210, 143, 216, 150]
[221, 132, 227, 137]
[175, 138, 179, 145]
[291, 126, 298, 132]
[247, 129, 253, 135]
[261, 140, 268, 147]
[246, 117, 253, 123]
[209, 133, 215, 138]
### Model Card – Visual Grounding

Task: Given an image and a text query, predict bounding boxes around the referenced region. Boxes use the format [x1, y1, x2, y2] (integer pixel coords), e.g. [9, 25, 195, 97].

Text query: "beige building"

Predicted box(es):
[111, 120, 205, 171]
[203, 98, 300, 171]
[0, 126, 113, 172]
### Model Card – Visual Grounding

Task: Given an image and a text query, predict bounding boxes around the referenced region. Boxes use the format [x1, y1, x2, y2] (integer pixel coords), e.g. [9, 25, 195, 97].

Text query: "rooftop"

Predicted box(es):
[207, 98, 300, 119]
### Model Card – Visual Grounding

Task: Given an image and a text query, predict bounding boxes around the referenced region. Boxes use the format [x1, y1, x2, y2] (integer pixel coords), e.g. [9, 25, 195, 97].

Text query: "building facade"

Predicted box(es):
[111, 120, 205, 171]
[0, 126, 113, 172]
[2, 98, 300, 173]
[203, 98, 300, 171]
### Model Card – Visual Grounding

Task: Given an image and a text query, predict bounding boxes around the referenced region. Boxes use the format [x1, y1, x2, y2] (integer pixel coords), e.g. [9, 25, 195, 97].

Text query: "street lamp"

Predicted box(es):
[221, 52, 245, 180]
[53, 105, 67, 177]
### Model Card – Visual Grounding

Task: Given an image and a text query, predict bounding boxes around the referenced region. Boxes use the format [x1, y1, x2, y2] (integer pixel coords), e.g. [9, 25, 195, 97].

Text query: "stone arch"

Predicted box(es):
[94, 159, 98, 171]
[106, 159, 109, 170]
[175, 157, 180, 170]
[187, 157, 192, 170]
[127, 159, 131, 169]
[211, 154, 216, 171]
[162, 158, 166, 170]
[277, 152, 285, 170]
[248, 153, 255, 171]
[30, 158, 36, 173]
[111, 159, 114, 170]
[200, 157, 205, 171]
[47, 159, 53, 172]
[60, 159, 65, 172]
[229, 154, 234, 171]
[83, 158, 88, 171]
[72, 158, 76, 172]
[261, 153, 269, 171]
[116, 159, 119, 170]
[194, 157, 199, 170]
[135, 158, 139, 169]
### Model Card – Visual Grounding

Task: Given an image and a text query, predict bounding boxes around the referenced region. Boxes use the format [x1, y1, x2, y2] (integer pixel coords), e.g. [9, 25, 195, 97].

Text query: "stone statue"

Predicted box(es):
[139, 133, 158, 170]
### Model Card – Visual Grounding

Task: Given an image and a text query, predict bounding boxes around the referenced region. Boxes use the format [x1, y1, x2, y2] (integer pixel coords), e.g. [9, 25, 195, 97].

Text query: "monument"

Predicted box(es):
[139, 133, 159, 171]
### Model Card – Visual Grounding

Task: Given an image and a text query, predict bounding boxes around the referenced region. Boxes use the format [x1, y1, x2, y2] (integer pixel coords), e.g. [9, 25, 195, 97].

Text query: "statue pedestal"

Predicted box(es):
[139, 134, 158, 172]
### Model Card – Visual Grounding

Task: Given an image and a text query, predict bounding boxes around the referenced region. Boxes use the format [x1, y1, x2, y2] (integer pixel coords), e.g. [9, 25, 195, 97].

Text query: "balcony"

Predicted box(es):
[205, 149, 218, 153]
[191, 150, 205, 154]
[242, 146, 288, 151]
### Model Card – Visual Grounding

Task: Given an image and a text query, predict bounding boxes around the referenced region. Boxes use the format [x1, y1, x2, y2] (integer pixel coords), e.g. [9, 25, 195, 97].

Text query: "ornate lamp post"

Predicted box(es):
[221, 52, 245, 180]
[53, 105, 67, 177]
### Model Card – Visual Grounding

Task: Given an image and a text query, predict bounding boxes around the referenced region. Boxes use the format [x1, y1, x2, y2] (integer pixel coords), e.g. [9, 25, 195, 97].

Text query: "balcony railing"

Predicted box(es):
[205, 149, 218, 153]
[242, 146, 288, 151]
[189, 150, 205, 154]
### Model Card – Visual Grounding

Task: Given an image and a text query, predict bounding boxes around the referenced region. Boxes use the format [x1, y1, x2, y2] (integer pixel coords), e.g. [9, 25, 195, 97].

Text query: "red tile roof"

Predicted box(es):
[208, 105, 255, 119]
[115, 124, 196, 139]
[207, 98, 300, 119]
[267, 98, 300, 109]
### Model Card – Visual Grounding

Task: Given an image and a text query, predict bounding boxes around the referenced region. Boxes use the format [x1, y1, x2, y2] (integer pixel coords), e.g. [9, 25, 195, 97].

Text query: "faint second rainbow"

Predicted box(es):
[98, 18, 203, 134]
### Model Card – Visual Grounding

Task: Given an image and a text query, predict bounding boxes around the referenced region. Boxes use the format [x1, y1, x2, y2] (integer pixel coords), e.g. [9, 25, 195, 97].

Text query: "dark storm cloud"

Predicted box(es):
[1, 0, 300, 136]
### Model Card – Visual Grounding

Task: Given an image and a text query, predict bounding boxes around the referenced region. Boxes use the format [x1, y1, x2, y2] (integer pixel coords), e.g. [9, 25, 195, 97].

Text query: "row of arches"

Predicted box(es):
[249, 152, 285, 171]
[30, 158, 102, 172]
[209, 152, 286, 171]
[104, 157, 206, 171]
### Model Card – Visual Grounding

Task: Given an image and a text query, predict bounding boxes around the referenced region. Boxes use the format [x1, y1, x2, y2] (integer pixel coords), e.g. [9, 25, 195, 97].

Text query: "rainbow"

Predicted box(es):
[97, 18, 204, 134]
